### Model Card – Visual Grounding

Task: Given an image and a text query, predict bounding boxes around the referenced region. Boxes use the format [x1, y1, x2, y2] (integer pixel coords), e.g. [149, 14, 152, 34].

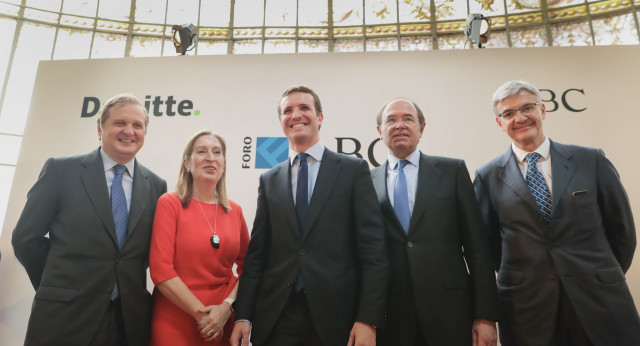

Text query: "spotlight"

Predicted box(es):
[172, 23, 197, 55]
[465, 14, 491, 48]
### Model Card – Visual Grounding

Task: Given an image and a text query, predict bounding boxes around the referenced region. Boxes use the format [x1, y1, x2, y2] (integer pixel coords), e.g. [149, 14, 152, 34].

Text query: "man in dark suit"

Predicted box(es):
[230, 86, 388, 346]
[12, 94, 167, 346]
[371, 98, 498, 346]
[473, 80, 640, 345]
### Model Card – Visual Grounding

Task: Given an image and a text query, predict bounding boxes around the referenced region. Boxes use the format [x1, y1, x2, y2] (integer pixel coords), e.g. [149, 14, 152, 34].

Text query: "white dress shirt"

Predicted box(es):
[511, 136, 553, 193]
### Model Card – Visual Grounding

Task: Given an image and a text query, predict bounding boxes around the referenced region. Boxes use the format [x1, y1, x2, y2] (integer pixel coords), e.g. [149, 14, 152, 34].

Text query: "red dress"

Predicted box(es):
[149, 192, 250, 346]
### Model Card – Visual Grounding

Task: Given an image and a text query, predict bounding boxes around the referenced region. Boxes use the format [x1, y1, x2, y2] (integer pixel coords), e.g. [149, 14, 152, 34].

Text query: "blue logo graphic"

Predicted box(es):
[255, 137, 289, 169]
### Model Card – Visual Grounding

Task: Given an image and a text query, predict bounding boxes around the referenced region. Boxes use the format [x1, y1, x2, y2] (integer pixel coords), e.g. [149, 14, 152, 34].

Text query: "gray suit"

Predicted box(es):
[473, 140, 640, 345]
[12, 148, 167, 345]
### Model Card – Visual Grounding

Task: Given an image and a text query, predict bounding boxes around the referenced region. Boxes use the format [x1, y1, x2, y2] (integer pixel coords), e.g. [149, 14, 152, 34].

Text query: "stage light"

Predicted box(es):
[172, 23, 197, 55]
[465, 14, 491, 48]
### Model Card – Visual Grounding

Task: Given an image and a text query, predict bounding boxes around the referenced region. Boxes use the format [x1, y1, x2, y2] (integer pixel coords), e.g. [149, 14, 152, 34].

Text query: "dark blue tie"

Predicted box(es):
[294, 153, 309, 292]
[295, 153, 309, 234]
[525, 153, 552, 225]
[394, 160, 411, 233]
[111, 164, 128, 300]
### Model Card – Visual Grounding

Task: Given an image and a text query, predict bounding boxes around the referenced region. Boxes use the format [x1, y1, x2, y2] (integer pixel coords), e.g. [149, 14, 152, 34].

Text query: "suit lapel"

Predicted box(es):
[302, 149, 340, 239]
[80, 149, 118, 247]
[549, 141, 575, 211]
[497, 147, 540, 214]
[126, 160, 150, 242]
[372, 161, 403, 235]
[409, 154, 441, 235]
[274, 160, 300, 239]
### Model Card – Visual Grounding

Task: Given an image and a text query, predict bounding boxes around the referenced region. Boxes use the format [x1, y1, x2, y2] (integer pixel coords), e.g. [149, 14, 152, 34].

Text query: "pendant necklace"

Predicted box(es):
[197, 200, 220, 249]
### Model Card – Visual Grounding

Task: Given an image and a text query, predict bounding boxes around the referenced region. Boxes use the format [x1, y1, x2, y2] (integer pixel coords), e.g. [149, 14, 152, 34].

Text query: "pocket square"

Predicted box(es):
[571, 190, 588, 197]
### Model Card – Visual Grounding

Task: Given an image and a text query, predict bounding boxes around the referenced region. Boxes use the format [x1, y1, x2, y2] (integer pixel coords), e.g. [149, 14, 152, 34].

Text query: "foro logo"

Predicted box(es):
[80, 95, 201, 118]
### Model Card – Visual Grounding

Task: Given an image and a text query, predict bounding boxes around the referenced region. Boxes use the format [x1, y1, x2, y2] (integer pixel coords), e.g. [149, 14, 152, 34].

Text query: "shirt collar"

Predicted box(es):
[289, 141, 325, 166]
[388, 148, 420, 170]
[100, 147, 135, 177]
[512, 136, 550, 163]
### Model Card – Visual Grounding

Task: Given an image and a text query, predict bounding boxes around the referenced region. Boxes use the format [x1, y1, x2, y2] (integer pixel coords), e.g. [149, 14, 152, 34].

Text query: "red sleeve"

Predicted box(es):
[149, 192, 181, 285]
[233, 202, 250, 278]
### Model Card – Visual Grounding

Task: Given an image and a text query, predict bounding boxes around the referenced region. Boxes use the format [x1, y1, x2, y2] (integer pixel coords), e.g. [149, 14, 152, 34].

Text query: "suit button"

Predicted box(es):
[299, 249, 305, 256]
[407, 242, 414, 248]
[287, 281, 294, 287]
[549, 273, 558, 280]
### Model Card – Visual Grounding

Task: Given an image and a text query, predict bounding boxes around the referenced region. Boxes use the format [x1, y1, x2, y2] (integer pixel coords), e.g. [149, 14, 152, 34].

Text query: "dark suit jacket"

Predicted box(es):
[234, 148, 388, 346]
[12, 148, 167, 346]
[371, 153, 498, 345]
[473, 140, 640, 346]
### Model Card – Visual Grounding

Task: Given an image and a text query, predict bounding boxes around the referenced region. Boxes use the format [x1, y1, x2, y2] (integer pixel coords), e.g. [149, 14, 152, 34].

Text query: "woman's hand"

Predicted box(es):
[197, 303, 233, 341]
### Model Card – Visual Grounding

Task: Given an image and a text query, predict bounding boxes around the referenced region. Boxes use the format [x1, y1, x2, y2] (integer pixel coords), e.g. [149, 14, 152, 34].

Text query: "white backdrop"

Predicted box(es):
[1, 46, 639, 345]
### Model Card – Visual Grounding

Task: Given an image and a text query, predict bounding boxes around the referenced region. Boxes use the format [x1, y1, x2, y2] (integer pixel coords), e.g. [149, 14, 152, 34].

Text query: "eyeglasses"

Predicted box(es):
[384, 116, 418, 127]
[497, 103, 540, 120]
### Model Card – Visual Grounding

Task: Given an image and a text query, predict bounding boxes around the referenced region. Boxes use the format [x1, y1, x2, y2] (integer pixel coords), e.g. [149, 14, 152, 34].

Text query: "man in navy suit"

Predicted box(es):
[371, 98, 498, 346]
[231, 86, 387, 346]
[13, 94, 167, 345]
[474, 80, 640, 345]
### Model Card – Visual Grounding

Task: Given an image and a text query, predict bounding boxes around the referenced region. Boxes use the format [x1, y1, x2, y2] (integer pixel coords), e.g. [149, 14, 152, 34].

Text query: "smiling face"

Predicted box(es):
[377, 99, 425, 159]
[97, 103, 147, 163]
[185, 135, 225, 186]
[495, 90, 546, 152]
[279, 91, 323, 152]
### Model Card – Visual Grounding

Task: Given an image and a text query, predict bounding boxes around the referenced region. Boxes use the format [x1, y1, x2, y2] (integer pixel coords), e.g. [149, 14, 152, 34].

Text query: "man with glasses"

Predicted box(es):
[473, 80, 640, 345]
[371, 97, 498, 346]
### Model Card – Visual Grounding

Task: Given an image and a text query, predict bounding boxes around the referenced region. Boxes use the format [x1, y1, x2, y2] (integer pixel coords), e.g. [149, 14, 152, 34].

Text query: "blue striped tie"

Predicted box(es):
[111, 164, 128, 300]
[525, 153, 552, 225]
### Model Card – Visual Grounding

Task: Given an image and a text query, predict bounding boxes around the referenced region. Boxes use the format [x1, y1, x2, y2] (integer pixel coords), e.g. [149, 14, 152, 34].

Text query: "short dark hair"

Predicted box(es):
[97, 93, 149, 130]
[277, 85, 323, 119]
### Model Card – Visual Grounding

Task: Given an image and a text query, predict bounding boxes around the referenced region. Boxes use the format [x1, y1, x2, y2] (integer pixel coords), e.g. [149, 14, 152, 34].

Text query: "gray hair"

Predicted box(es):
[491, 80, 541, 116]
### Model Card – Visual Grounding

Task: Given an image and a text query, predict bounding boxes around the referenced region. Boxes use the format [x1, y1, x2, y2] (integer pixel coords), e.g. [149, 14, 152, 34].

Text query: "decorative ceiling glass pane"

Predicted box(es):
[98, 0, 131, 21]
[334, 39, 364, 52]
[26, 0, 62, 12]
[24, 8, 60, 23]
[62, 0, 98, 17]
[233, 39, 262, 54]
[547, 0, 584, 8]
[298, 39, 329, 52]
[234, 0, 265, 27]
[2, 0, 20, 4]
[91, 32, 126, 58]
[333, 0, 364, 27]
[484, 30, 509, 47]
[298, 0, 327, 26]
[469, 0, 506, 16]
[0, 135, 21, 165]
[134, 0, 167, 24]
[265, 0, 296, 26]
[365, 0, 398, 25]
[434, 0, 467, 20]
[197, 40, 228, 55]
[0, 22, 55, 135]
[399, 0, 430, 23]
[551, 20, 593, 46]
[0, 2, 20, 16]
[166, 0, 198, 25]
[199, 0, 231, 27]
[264, 39, 296, 53]
[53, 28, 92, 60]
[507, 0, 542, 14]
[437, 33, 466, 49]
[60, 15, 95, 29]
[510, 26, 548, 46]
[366, 37, 399, 51]
[400, 36, 432, 50]
[130, 35, 163, 57]
[592, 13, 639, 45]
[0, 18, 16, 100]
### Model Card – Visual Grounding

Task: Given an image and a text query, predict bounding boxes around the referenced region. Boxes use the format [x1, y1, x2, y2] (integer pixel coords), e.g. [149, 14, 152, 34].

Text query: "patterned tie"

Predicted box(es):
[294, 154, 309, 292]
[393, 160, 411, 233]
[525, 153, 552, 225]
[111, 164, 128, 300]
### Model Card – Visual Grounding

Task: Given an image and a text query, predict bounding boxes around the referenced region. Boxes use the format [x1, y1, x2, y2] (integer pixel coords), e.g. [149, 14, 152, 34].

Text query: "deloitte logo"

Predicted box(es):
[80, 95, 200, 118]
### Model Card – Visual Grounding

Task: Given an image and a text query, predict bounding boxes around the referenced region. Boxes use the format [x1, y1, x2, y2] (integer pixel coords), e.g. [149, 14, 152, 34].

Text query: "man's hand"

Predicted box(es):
[230, 321, 251, 346]
[472, 318, 497, 346]
[347, 321, 376, 346]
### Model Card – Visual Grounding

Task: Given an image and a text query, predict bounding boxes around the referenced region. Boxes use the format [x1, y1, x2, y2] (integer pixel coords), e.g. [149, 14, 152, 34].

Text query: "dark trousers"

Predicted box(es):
[260, 290, 322, 346]
[89, 298, 127, 346]
[550, 283, 594, 346]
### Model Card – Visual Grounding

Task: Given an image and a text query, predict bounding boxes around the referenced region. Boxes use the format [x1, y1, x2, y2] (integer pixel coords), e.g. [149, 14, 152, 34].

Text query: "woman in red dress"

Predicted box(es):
[149, 130, 249, 345]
